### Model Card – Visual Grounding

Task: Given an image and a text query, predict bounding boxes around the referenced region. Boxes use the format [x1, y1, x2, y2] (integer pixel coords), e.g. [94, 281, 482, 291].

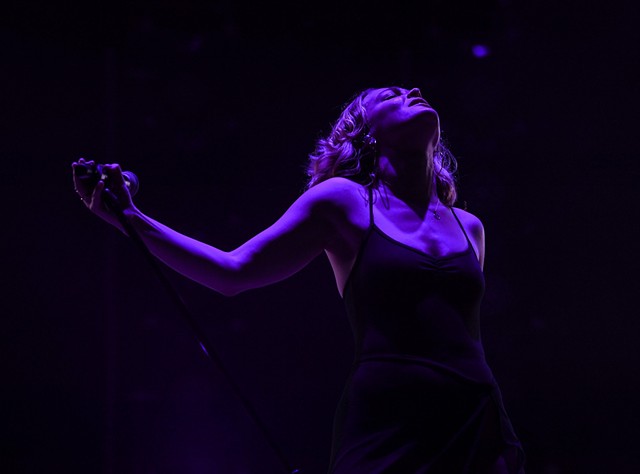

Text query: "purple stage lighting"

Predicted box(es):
[471, 44, 491, 58]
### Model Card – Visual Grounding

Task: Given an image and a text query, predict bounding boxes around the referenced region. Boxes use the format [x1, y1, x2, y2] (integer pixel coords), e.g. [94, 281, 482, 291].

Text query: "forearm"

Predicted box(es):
[123, 208, 240, 296]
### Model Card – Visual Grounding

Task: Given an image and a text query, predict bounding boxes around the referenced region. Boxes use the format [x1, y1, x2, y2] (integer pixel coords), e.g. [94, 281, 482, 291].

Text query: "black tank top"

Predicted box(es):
[342, 188, 495, 385]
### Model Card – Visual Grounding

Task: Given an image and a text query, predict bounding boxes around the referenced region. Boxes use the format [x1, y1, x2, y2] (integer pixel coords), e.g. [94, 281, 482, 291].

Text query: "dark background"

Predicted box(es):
[2, 1, 638, 473]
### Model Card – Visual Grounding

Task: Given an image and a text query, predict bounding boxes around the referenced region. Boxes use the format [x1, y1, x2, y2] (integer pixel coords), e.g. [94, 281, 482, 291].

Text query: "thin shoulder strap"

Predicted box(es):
[367, 186, 375, 228]
[450, 207, 478, 259]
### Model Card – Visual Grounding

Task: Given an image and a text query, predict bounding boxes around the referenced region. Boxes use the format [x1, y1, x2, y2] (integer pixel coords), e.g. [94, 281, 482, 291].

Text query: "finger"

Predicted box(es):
[111, 164, 124, 182]
[103, 163, 121, 172]
[93, 179, 104, 195]
[103, 164, 127, 190]
[72, 163, 84, 191]
[88, 180, 105, 208]
[72, 158, 94, 175]
[78, 158, 95, 169]
[77, 157, 95, 167]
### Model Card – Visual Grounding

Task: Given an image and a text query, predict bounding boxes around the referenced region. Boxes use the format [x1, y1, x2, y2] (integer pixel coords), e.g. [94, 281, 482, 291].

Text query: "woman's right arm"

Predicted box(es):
[72, 159, 355, 297]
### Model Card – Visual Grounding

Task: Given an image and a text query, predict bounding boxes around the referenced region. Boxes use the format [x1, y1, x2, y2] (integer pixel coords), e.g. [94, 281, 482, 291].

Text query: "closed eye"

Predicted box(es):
[380, 87, 405, 101]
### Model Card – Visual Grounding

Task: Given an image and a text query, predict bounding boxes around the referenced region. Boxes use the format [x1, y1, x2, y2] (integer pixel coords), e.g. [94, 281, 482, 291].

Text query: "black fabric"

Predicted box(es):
[329, 190, 525, 473]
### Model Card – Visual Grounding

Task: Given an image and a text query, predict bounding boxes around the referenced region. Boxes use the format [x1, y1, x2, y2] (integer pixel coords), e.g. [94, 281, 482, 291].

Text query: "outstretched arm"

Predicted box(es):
[72, 160, 345, 296]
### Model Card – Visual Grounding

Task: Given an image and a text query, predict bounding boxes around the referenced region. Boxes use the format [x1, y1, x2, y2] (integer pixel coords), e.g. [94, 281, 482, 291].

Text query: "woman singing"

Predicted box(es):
[72, 86, 526, 473]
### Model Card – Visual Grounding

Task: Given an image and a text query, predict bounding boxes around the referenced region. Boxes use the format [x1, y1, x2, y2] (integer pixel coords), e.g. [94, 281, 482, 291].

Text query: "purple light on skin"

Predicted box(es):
[471, 44, 491, 58]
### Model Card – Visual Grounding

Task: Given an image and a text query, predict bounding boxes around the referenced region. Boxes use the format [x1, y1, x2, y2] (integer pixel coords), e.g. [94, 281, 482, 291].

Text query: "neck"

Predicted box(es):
[377, 149, 438, 206]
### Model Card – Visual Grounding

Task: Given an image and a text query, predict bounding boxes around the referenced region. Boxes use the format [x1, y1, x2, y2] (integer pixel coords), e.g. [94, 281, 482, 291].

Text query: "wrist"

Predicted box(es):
[121, 205, 141, 220]
[111, 205, 141, 237]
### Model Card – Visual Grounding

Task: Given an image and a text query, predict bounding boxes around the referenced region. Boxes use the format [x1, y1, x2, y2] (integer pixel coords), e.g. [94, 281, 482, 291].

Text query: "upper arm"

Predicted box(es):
[455, 208, 485, 270]
[227, 179, 352, 294]
[469, 214, 486, 270]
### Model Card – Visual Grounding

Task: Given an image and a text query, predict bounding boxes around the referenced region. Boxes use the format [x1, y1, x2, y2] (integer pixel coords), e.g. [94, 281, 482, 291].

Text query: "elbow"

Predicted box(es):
[213, 253, 250, 297]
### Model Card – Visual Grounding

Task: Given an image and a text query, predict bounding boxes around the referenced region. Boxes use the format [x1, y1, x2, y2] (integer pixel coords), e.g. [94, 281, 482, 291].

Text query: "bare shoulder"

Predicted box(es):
[300, 177, 369, 215]
[452, 206, 484, 235]
[451, 206, 485, 259]
[303, 177, 366, 199]
[300, 178, 370, 252]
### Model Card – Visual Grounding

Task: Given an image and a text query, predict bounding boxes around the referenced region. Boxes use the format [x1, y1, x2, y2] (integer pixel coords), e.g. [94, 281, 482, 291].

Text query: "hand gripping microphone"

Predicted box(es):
[74, 162, 140, 196]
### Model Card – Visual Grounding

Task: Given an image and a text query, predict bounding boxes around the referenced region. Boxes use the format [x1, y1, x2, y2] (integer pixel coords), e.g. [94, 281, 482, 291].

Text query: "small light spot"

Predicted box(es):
[471, 44, 491, 58]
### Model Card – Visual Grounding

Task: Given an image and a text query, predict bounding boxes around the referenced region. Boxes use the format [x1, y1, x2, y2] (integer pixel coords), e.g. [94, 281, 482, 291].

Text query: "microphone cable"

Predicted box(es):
[99, 185, 301, 474]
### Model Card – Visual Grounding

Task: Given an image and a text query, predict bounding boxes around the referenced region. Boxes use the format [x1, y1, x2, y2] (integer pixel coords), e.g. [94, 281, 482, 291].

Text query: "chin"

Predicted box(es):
[421, 107, 440, 122]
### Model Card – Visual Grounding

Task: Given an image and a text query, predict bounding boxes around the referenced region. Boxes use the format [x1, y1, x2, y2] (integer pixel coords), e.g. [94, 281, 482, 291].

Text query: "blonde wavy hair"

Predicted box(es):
[306, 88, 458, 206]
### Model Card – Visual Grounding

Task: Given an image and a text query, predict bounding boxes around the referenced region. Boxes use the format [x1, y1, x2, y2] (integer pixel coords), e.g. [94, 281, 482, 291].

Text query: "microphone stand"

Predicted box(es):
[102, 188, 300, 474]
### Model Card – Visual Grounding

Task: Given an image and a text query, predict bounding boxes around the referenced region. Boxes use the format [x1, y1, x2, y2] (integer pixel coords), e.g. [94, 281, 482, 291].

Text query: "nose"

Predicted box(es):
[407, 88, 422, 98]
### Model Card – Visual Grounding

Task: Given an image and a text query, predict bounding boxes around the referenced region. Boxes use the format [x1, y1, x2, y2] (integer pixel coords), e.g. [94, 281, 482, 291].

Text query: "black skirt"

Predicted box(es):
[328, 356, 526, 474]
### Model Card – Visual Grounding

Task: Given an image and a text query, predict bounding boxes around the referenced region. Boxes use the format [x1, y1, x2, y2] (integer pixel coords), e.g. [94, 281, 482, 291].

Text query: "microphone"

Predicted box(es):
[74, 162, 140, 196]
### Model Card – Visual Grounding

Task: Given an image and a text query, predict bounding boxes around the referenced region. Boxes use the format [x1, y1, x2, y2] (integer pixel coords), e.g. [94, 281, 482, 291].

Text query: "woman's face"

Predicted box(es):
[363, 87, 440, 151]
